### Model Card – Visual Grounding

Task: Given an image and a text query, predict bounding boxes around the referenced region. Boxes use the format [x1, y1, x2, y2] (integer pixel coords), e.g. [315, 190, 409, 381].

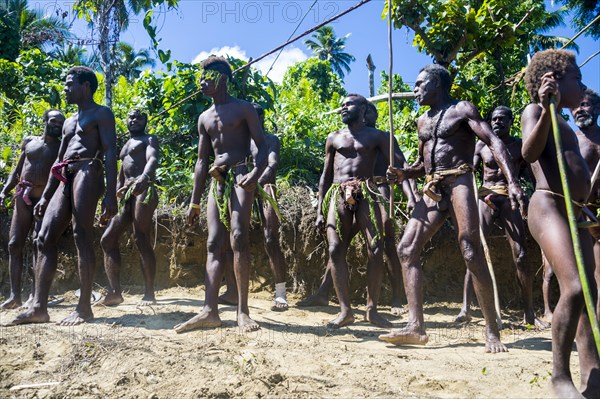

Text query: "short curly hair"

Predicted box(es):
[201, 56, 233, 80]
[420, 64, 452, 93]
[525, 49, 577, 103]
[583, 88, 600, 109]
[67, 66, 98, 94]
[42, 109, 63, 123]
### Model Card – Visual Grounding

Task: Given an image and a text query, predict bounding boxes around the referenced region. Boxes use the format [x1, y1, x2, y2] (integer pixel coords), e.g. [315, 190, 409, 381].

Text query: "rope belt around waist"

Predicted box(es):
[423, 164, 473, 202]
[51, 156, 102, 183]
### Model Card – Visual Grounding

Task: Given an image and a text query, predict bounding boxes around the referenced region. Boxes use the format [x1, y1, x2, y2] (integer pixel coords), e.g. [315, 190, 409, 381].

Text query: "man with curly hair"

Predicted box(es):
[298, 101, 417, 316]
[100, 109, 159, 307]
[0, 109, 64, 309]
[315, 93, 395, 329]
[10, 66, 118, 326]
[176, 56, 268, 333]
[455, 106, 544, 329]
[543, 89, 600, 324]
[381, 64, 526, 353]
[521, 49, 600, 397]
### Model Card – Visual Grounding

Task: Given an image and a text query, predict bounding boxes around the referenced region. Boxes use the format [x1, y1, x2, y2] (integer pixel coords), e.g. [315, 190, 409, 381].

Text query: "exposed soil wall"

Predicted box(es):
[0, 187, 552, 307]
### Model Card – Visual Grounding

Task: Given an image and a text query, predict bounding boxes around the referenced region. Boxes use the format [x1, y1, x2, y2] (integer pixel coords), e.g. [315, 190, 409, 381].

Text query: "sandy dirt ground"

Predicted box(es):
[0, 285, 573, 398]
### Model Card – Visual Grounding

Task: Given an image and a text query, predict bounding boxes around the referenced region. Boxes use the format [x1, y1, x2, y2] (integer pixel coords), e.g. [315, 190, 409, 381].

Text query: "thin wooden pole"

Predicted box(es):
[387, 0, 394, 217]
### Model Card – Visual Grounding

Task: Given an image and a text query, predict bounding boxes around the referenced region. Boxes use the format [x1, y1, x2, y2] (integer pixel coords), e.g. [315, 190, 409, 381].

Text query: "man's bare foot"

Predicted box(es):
[237, 313, 260, 332]
[0, 296, 22, 310]
[58, 308, 93, 326]
[550, 376, 584, 399]
[327, 312, 355, 329]
[530, 316, 550, 330]
[99, 292, 124, 307]
[138, 294, 156, 306]
[378, 325, 428, 346]
[174, 310, 222, 334]
[365, 307, 392, 328]
[484, 333, 508, 353]
[5, 308, 50, 325]
[20, 295, 34, 310]
[542, 311, 553, 324]
[218, 292, 238, 306]
[455, 309, 472, 323]
[297, 293, 329, 307]
[271, 297, 288, 311]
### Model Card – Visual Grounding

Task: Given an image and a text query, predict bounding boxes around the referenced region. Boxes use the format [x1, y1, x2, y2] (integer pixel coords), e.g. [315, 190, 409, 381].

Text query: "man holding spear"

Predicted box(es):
[521, 49, 600, 397]
[381, 64, 526, 353]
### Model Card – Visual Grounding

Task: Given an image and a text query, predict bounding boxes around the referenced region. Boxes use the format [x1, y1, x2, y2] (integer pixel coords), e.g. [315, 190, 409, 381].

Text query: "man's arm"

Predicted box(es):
[391, 136, 417, 207]
[239, 103, 266, 191]
[316, 133, 336, 229]
[388, 139, 425, 182]
[187, 116, 210, 225]
[522, 72, 557, 163]
[0, 137, 29, 203]
[99, 107, 118, 225]
[258, 135, 280, 185]
[132, 135, 160, 196]
[464, 102, 526, 211]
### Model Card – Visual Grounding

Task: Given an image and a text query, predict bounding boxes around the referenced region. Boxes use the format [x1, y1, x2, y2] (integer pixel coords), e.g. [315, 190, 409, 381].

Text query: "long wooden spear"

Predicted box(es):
[387, 0, 394, 217]
[549, 97, 600, 356]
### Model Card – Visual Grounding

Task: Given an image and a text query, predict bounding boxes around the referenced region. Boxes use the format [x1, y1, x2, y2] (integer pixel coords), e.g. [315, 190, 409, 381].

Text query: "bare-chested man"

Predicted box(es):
[317, 94, 395, 329]
[521, 49, 600, 398]
[456, 106, 544, 328]
[10, 66, 118, 326]
[299, 101, 417, 316]
[175, 56, 267, 333]
[0, 109, 64, 309]
[380, 64, 526, 353]
[218, 103, 289, 311]
[100, 109, 159, 306]
[542, 89, 600, 323]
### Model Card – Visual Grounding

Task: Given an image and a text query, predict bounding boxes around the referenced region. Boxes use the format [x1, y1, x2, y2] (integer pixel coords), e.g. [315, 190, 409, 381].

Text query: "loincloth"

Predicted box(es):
[51, 156, 103, 184]
[478, 185, 508, 210]
[117, 177, 159, 214]
[322, 179, 381, 245]
[210, 161, 281, 230]
[14, 179, 33, 206]
[423, 164, 472, 202]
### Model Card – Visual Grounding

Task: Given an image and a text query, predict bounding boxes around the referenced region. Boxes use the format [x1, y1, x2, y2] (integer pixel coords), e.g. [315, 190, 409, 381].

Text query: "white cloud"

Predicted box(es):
[191, 45, 308, 83]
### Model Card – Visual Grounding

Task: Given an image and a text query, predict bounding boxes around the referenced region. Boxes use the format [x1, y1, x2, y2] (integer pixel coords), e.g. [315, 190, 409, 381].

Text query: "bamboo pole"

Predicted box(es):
[387, 0, 394, 217]
[472, 177, 503, 329]
[549, 97, 600, 357]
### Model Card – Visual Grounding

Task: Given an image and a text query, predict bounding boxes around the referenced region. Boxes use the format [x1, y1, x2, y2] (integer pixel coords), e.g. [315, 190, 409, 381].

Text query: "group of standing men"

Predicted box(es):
[1, 50, 600, 397]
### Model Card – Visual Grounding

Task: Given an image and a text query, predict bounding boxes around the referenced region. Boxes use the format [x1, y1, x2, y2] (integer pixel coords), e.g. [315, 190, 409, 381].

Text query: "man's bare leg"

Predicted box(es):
[456, 270, 474, 323]
[218, 258, 237, 305]
[100, 208, 131, 306]
[59, 165, 104, 326]
[530, 194, 600, 397]
[133, 195, 158, 305]
[297, 266, 332, 307]
[379, 197, 446, 345]
[11, 189, 71, 324]
[382, 207, 404, 316]
[542, 252, 555, 323]
[231, 178, 260, 332]
[449, 177, 506, 353]
[356, 200, 391, 327]
[175, 192, 225, 333]
[1, 197, 34, 309]
[502, 203, 547, 329]
[260, 195, 288, 311]
[327, 200, 356, 328]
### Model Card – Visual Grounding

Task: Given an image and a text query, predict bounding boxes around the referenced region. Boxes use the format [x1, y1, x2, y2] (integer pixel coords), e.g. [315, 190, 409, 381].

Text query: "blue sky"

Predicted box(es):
[38, 0, 599, 96]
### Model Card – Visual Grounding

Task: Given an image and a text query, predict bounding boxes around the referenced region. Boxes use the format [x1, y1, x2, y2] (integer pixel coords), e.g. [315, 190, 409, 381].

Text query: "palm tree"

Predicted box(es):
[528, 6, 579, 53]
[0, 0, 71, 59]
[114, 42, 155, 81]
[304, 25, 355, 79]
[51, 44, 101, 69]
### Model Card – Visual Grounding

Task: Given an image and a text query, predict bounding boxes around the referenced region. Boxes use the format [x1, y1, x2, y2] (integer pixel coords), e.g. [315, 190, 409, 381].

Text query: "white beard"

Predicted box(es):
[575, 116, 594, 128]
